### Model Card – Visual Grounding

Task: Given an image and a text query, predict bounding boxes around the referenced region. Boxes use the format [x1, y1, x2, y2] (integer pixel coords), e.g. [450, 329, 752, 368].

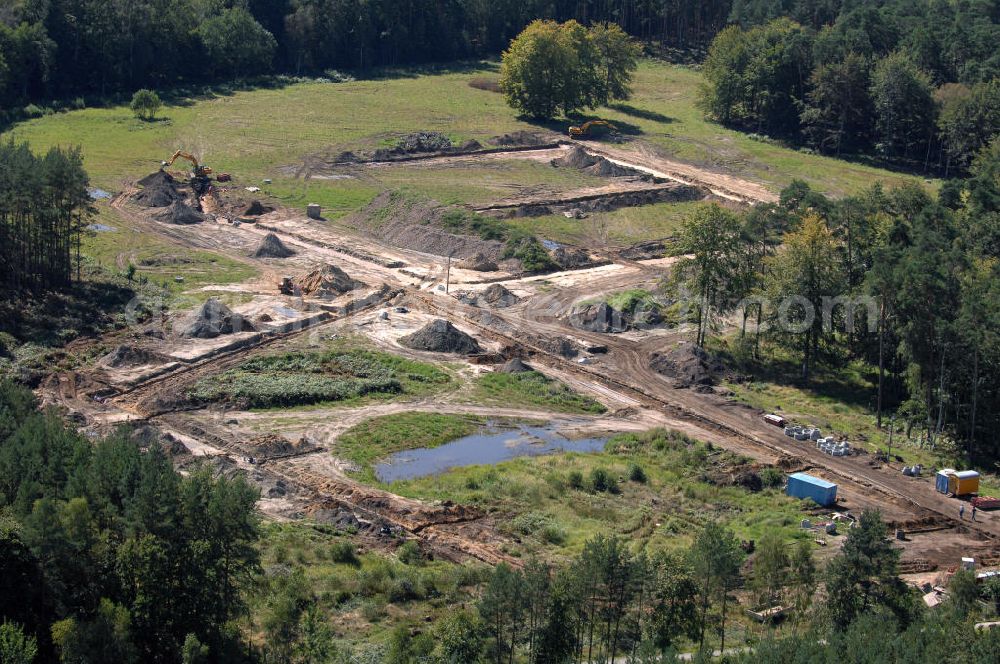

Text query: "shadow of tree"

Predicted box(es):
[520, 113, 644, 137]
[607, 103, 673, 124]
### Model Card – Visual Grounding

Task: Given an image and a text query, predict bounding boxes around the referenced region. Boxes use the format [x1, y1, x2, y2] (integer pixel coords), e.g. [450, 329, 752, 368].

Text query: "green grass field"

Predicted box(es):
[4, 60, 928, 237]
[469, 371, 607, 414]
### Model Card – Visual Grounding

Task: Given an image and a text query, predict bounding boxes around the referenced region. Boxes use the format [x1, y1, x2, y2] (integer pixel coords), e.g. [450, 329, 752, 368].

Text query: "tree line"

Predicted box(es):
[386, 508, 1000, 663]
[700, 1, 1000, 172]
[0, 380, 261, 662]
[0, 140, 92, 291]
[674, 136, 1000, 463]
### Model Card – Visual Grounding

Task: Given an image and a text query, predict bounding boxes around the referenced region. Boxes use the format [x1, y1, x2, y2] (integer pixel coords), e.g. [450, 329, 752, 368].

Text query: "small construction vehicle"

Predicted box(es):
[568, 120, 617, 139]
[162, 150, 213, 195]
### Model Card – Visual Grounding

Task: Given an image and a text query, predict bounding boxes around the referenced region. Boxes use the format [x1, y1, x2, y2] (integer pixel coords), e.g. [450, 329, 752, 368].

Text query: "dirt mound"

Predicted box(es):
[176, 298, 257, 339]
[154, 200, 205, 225]
[458, 252, 498, 272]
[100, 344, 164, 368]
[133, 171, 184, 207]
[352, 192, 504, 260]
[490, 131, 549, 147]
[569, 302, 629, 333]
[244, 433, 318, 459]
[552, 146, 601, 169]
[373, 131, 453, 160]
[649, 344, 727, 387]
[243, 200, 273, 216]
[619, 240, 668, 261]
[551, 247, 592, 269]
[552, 146, 643, 178]
[480, 284, 519, 307]
[400, 319, 481, 354]
[295, 264, 363, 296]
[499, 358, 532, 373]
[253, 232, 296, 258]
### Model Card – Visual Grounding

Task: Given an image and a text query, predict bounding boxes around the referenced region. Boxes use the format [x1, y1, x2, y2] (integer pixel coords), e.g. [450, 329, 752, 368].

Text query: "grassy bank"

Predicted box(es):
[470, 371, 607, 414]
[333, 412, 486, 483]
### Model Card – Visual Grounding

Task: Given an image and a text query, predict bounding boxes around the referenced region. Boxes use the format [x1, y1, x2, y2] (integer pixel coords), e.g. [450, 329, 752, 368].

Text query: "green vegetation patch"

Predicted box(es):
[189, 349, 450, 409]
[390, 427, 807, 556]
[334, 412, 485, 484]
[472, 371, 606, 414]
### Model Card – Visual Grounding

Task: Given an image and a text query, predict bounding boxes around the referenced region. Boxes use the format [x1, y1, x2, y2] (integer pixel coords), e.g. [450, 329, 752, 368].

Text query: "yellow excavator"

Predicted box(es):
[568, 120, 617, 139]
[161, 150, 213, 195]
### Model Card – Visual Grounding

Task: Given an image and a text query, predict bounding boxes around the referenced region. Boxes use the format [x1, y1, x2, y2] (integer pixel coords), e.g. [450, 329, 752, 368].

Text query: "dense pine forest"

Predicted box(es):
[0, 140, 91, 290]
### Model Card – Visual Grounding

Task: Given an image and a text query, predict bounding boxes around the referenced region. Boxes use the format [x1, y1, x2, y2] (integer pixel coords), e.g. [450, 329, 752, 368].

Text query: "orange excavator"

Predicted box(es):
[568, 120, 617, 139]
[161, 150, 213, 195]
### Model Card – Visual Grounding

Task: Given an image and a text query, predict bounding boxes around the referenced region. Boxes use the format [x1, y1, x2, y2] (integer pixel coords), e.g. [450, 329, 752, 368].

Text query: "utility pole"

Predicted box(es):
[887, 414, 895, 464]
[445, 251, 454, 294]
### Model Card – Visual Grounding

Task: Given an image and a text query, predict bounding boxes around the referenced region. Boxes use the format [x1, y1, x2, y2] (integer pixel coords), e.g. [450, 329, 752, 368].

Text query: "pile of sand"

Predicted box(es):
[176, 298, 256, 339]
[649, 344, 727, 387]
[99, 344, 164, 368]
[551, 146, 642, 177]
[480, 284, 519, 308]
[253, 232, 296, 258]
[400, 319, 481, 354]
[133, 171, 184, 207]
[458, 252, 498, 272]
[498, 357, 532, 373]
[295, 264, 363, 296]
[243, 200, 274, 216]
[154, 200, 205, 225]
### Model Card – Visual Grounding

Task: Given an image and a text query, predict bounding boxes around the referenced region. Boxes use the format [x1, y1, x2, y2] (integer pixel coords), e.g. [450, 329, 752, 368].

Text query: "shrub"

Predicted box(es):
[397, 541, 423, 565]
[760, 467, 785, 489]
[567, 470, 584, 489]
[628, 463, 647, 483]
[130, 89, 162, 121]
[589, 468, 612, 492]
[330, 540, 360, 566]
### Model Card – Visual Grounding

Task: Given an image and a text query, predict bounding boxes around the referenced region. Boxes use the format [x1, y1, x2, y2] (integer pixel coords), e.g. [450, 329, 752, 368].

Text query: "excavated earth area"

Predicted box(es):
[42, 143, 1000, 570]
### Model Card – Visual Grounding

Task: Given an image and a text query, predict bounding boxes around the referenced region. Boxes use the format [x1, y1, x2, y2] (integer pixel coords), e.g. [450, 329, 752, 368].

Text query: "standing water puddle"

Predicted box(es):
[375, 423, 607, 482]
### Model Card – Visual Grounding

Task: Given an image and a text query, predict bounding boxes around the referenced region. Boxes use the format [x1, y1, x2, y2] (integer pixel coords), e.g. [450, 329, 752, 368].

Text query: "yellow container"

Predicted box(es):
[948, 471, 980, 496]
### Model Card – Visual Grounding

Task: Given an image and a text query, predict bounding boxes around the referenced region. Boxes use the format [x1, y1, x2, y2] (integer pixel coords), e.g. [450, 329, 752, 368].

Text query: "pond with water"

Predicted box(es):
[374, 422, 607, 482]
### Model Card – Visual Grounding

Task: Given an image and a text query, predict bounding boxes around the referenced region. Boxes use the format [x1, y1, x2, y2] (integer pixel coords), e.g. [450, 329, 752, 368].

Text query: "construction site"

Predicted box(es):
[39, 124, 1000, 607]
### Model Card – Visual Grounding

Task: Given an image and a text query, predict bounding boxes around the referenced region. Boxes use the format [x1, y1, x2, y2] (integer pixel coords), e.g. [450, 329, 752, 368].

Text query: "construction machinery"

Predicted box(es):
[568, 120, 617, 139]
[161, 150, 213, 195]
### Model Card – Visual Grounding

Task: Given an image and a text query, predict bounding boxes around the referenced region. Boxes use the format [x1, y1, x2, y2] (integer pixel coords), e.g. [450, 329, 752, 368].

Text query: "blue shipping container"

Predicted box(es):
[786, 472, 838, 506]
[935, 470, 954, 494]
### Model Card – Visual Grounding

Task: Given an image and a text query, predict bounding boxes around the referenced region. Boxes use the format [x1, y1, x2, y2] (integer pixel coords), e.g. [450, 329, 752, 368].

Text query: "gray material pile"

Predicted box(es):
[400, 319, 481, 354]
[176, 298, 257, 339]
[649, 344, 727, 387]
[133, 171, 184, 207]
[490, 131, 549, 147]
[100, 344, 163, 368]
[458, 252, 499, 272]
[458, 283, 520, 309]
[569, 302, 629, 333]
[551, 247, 591, 269]
[154, 200, 205, 225]
[499, 357, 533, 373]
[253, 232, 296, 258]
